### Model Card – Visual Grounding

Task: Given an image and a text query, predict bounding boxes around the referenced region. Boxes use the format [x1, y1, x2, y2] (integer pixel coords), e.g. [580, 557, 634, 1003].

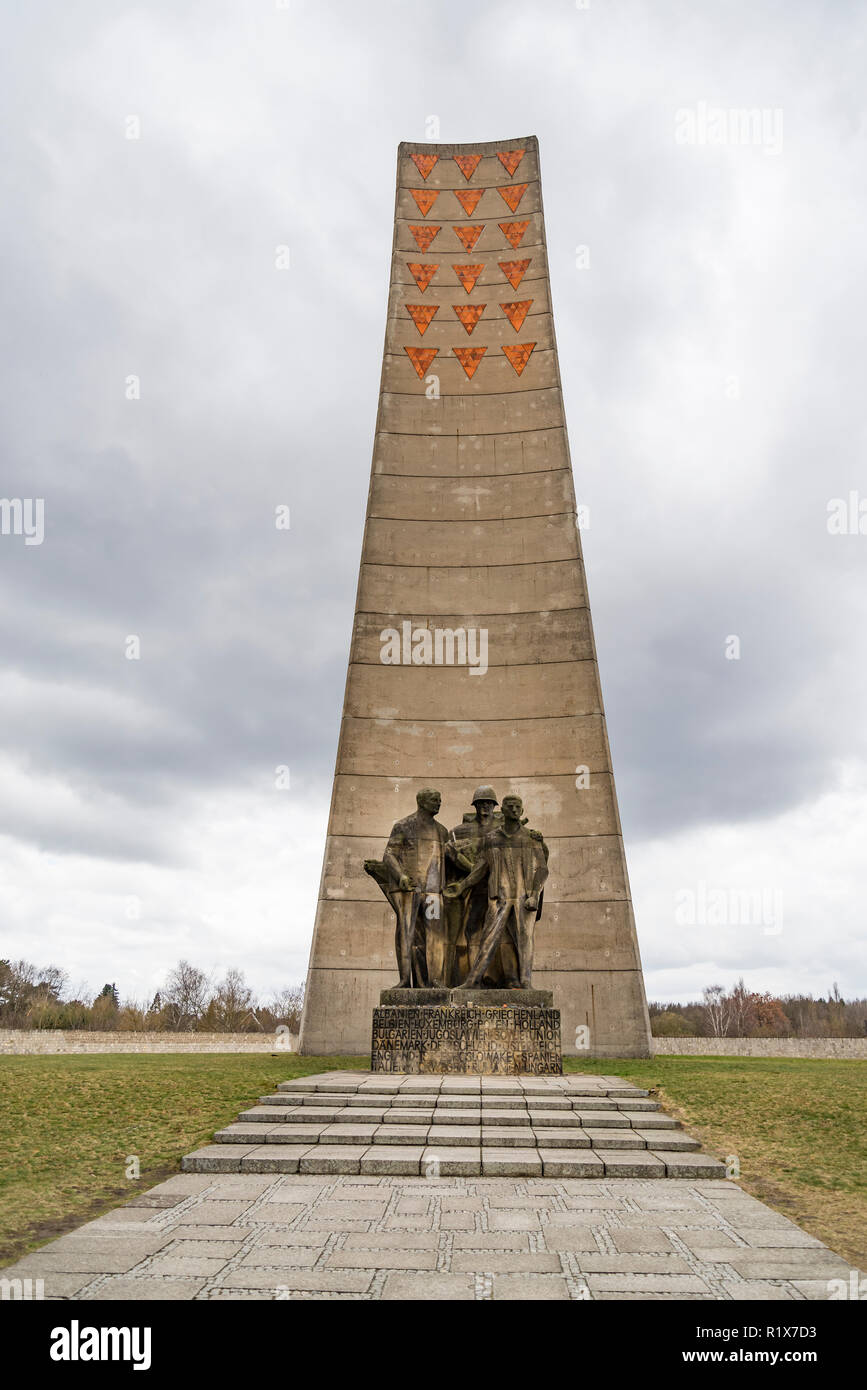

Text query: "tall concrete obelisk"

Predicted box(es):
[299, 137, 652, 1058]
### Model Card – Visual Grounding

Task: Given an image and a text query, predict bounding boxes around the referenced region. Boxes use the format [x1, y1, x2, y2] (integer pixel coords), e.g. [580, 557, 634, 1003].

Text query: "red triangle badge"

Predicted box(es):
[502, 342, 536, 376]
[453, 154, 482, 181]
[498, 259, 531, 289]
[453, 346, 487, 379]
[497, 183, 528, 213]
[455, 188, 484, 216]
[497, 149, 526, 177]
[453, 263, 484, 293]
[407, 262, 438, 293]
[454, 224, 484, 252]
[410, 188, 439, 217]
[409, 152, 438, 180]
[500, 300, 533, 332]
[409, 225, 441, 251]
[406, 304, 439, 336]
[452, 304, 486, 335]
[499, 220, 529, 249]
[404, 346, 439, 379]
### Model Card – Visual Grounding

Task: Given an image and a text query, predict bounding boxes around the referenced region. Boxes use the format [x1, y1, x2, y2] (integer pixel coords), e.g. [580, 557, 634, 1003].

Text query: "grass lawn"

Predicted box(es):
[565, 1055, 867, 1269]
[1, 1053, 864, 1271]
[0, 1053, 366, 1267]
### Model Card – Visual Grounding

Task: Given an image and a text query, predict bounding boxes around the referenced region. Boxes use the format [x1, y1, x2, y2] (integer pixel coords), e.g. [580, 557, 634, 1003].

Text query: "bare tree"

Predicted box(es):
[728, 978, 753, 1037]
[36, 965, 68, 1001]
[703, 984, 731, 1038]
[269, 984, 305, 1032]
[162, 960, 211, 1032]
[209, 968, 254, 1032]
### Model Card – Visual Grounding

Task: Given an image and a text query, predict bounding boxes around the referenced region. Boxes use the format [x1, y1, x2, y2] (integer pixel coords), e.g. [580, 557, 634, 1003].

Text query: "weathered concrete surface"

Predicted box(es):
[299, 137, 651, 1058]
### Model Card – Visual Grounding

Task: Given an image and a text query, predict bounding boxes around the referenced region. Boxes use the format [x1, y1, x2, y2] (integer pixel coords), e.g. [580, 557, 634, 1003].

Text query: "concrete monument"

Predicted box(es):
[299, 137, 652, 1058]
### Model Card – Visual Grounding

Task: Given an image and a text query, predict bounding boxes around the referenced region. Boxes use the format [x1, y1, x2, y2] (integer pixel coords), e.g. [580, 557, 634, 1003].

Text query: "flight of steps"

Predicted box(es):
[182, 1071, 726, 1179]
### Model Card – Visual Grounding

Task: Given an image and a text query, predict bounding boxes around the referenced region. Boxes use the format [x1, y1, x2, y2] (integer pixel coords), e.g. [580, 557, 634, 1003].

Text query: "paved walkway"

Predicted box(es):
[3, 1173, 858, 1300]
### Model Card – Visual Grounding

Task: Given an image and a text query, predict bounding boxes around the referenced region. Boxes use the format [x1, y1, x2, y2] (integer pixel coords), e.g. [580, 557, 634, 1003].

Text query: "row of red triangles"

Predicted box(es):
[407, 221, 529, 253]
[410, 150, 526, 179]
[405, 344, 536, 379]
[408, 220, 529, 253]
[406, 302, 533, 335]
[408, 185, 528, 217]
[407, 260, 531, 292]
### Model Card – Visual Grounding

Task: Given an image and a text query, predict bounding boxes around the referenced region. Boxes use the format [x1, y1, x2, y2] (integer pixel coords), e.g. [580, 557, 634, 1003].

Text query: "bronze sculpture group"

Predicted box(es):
[364, 786, 549, 990]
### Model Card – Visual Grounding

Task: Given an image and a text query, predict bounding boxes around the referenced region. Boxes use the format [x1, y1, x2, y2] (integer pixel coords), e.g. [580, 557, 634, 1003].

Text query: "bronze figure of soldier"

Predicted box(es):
[445, 793, 548, 989]
[446, 784, 500, 986]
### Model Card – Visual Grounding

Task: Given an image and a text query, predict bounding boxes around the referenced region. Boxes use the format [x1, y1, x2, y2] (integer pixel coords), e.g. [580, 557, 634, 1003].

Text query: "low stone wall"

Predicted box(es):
[1, 1030, 864, 1059]
[652, 1037, 867, 1059]
[0, 1030, 298, 1055]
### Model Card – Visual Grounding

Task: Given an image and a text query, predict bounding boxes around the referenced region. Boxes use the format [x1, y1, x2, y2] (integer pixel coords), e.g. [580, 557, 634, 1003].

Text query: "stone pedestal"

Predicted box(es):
[371, 988, 562, 1075]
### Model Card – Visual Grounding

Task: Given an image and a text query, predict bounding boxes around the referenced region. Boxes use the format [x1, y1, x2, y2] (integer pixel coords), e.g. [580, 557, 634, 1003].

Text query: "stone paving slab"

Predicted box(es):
[214, 1123, 288, 1143]
[361, 1146, 426, 1175]
[542, 1150, 606, 1178]
[583, 1129, 646, 1149]
[0, 1168, 845, 1301]
[482, 1148, 544, 1177]
[574, 1111, 630, 1127]
[602, 1152, 667, 1177]
[633, 1129, 699, 1149]
[482, 1127, 543, 1147]
[534, 1129, 592, 1148]
[241, 1146, 314, 1174]
[373, 1124, 432, 1144]
[653, 1153, 732, 1179]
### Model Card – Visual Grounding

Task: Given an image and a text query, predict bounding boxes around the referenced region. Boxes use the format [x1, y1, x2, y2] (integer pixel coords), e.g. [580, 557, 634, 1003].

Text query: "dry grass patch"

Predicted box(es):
[566, 1055, 867, 1268]
[0, 1052, 365, 1265]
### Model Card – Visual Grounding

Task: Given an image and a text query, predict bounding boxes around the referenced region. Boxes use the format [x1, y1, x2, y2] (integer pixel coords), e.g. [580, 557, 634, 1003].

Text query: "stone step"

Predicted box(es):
[258, 1092, 660, 1113]
[180, 1070, 720, 1180]
[182, 1143, 725, 1180]
[276, 1081, 650, 1098]
[254, 1101, 663, 1123]
[236, 1104, 677, 1129]
[212, 1120, 698, 1151]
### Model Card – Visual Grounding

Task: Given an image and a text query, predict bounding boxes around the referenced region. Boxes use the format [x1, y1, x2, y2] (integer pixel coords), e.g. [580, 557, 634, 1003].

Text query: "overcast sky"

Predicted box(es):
[1, 0, 865, 1007]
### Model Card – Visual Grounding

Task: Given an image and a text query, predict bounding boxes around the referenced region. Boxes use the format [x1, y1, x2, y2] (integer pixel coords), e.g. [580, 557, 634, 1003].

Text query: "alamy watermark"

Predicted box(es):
[827, 492, 867, 535]
[275, 1024, 298, 1051]
[1, 1277, 45, 1300]
[676, 103, 783, 155]
[380, 622, 488, 676]
[675, 881, 783, 936]
[50, 1322, 151, 1370]
[0, 498, 44, 545]
[827, 1270, 867, 1300]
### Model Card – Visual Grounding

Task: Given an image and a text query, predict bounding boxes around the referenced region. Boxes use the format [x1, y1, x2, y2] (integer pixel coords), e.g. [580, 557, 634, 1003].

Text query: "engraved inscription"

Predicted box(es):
[371, 1005, 562, 1075]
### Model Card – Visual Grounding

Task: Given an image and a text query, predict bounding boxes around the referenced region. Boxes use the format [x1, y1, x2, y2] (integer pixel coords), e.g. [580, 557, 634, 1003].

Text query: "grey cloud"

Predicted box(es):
[0, 0, 864, 994]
